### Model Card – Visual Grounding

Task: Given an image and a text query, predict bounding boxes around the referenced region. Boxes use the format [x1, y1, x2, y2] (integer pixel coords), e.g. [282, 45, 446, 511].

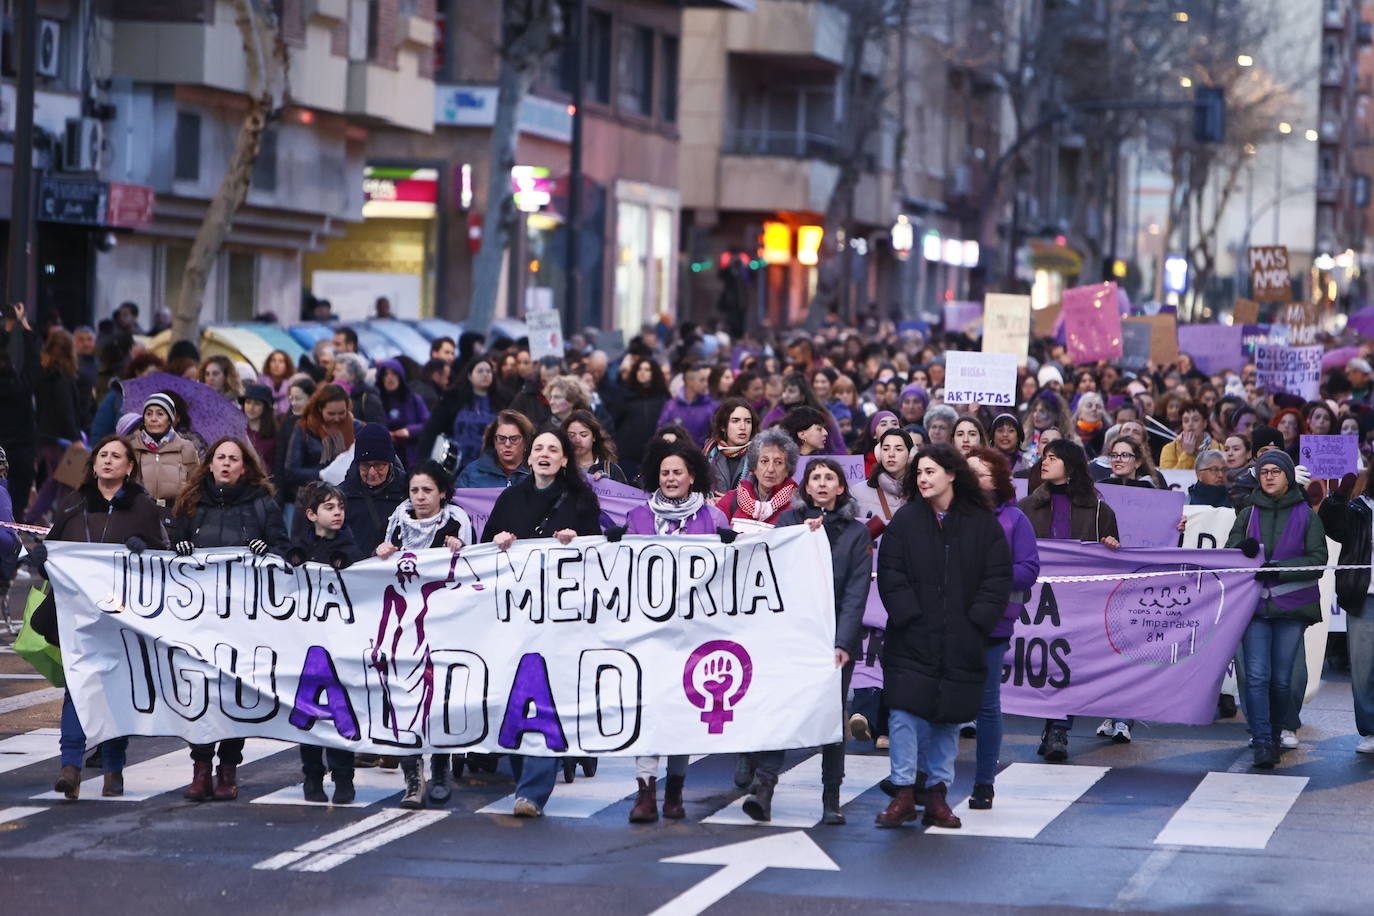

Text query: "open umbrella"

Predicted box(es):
[1346, 305, 1374, 337]
[121, 372, 248, 445]
[1322, 345, 1361, 371]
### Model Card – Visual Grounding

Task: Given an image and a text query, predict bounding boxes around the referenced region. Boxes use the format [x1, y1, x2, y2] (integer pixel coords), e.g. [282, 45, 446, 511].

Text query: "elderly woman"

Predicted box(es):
[332, 352, 384, 423]
[545, 374, 592, 428]
[716, 428, 799, 532]
[924, 404, 957, 446]
[1071, 392, 1107, 457]
[1188, 449, 1233, 507]
[129, 392, 201, 518]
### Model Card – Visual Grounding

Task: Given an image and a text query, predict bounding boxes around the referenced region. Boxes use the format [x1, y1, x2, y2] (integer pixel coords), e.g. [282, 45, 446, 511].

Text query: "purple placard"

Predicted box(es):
[1299, 434, 1359, 479]
[943, 301, 983, 334]
[1061, 282, 1123, 363]
[1011, 478, 1186, 549]
[795, 453, 867, 487]
[1178, 324, 1244, 375]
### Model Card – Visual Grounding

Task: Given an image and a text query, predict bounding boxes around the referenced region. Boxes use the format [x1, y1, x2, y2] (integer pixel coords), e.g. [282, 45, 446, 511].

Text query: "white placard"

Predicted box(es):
[981, 294, 1031, 364]
[527, 308, 564, 361]
[942, 350, 1018, 407]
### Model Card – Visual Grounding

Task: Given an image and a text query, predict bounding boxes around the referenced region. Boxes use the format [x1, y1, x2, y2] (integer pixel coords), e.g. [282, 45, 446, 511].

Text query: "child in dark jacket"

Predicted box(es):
[289, 482, 363, 803]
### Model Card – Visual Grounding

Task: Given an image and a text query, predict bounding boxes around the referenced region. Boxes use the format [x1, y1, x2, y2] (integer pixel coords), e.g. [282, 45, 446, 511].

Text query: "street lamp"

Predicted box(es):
[1278, 121, 1293, 134]
[1237, 54, 1254, 67]
[1180, 76, 1193, 88]
[1305, 129, 1319, 142]
[1173, 11, 1189, 22]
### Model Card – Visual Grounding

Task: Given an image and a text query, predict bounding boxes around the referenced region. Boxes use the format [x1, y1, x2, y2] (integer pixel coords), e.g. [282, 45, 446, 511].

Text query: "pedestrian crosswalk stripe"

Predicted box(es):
[254, 808, 448, 872]
[477, 758, 641, 817]
[702, 754, 892, 828]
[0, 729, 63, 777]
[0, 687, 63, 715]
[1153, 771, 1308, 849]
[925, 762, 1110, 839]
[252, 767, 402, 808]
[0, 805, 44, 826]
[29, 739, 287, 802]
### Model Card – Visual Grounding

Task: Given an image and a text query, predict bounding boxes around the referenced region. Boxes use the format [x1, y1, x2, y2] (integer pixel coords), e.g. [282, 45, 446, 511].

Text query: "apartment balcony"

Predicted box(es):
[721, 1, 876, 73]
[717, 146, 883, 225]
[1323, 62, 1347, 88]
[725, 127, 838, 160]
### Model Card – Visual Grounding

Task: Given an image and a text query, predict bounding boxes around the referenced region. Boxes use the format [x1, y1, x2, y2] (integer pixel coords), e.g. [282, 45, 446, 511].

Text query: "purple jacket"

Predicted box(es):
[377, 359, 431, 467]
[993, 501, 1041, 639]
[625, 501, 728, 535]
[760, 404, 848, 456]
[656, 394, 718, 447]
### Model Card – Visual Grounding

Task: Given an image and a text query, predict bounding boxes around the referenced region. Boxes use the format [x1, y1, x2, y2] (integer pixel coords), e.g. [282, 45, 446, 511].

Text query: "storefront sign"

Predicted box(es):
[362, 166, 438, 218]
[37, 176, 106, 225]
[106, 182, 155, 228]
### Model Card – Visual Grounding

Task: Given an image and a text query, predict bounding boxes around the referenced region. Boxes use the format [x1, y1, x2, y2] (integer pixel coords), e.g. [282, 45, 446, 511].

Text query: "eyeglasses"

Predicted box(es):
[1257, 468, 1285, 478]
[495, 434, 524, 445]
[1109, 452, 1136, 460]
[1198, 465, 1226, 474]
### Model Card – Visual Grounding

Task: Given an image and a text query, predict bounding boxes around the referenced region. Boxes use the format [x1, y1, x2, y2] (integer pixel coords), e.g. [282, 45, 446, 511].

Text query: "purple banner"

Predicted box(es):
[1012, 479, 1186, 549]
[796, 454, 867, 487]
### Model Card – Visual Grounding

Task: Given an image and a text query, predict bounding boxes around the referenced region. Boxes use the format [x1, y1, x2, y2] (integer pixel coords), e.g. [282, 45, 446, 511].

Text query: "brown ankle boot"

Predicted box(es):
[629, 777, 658, 822]
[102, 771, 124, 797]
[921, 782, 961, 829]
[874, 786, 919, 827]
[212, 763, 239, 801]
[54, 764, 81, 800]
[662, 774, 685, 819]
[183, 760, 214, 801]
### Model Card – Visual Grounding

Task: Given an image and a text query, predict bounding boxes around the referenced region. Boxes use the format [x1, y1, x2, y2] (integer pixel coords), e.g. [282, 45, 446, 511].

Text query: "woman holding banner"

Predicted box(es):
[28, 434, 168, 799]
[622, 440, 729, 823]
[169, 437, 289, 801]
[874, 444, 1011, 829]
[482, 427, 603, 817]
[1225, 450, 1327, 768]
[1018, 440, 1120, 761]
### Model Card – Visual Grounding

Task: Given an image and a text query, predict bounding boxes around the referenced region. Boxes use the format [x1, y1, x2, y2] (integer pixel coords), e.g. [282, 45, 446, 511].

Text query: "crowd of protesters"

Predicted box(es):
[4, 296, 1373, 824]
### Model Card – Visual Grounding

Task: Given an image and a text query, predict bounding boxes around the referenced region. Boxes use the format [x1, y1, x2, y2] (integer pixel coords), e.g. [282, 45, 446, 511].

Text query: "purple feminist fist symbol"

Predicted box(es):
[682, 640, 753, 734]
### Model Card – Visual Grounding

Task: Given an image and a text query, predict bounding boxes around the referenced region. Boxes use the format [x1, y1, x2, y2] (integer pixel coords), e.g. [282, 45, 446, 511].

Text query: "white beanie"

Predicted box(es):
[1037, 364, 1064, 386]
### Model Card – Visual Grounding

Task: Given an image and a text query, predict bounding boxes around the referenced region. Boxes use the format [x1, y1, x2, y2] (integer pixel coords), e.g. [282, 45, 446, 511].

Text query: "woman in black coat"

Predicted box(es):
[482, 427, 602, 818]
[611, 358, 668, 483]
[874, 443, 1012, 830]
[169, 436, 288, 802]
[28, 328, 85, 523]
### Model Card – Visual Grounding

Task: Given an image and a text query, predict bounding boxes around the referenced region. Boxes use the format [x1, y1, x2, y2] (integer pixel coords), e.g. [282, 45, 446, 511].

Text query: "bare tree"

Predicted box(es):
[465, 0, 564, 335]
[170, 0, 288, 345]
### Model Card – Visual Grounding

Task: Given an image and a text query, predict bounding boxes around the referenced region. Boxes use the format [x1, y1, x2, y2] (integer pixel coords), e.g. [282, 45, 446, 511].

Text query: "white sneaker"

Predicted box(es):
[1279, 730, 1299, 749]
[1112, 721, 1132, 743]
[1355, 736, 1374, 754]
[1096, 719, 1115, 738]
[513, 797, 543, 818]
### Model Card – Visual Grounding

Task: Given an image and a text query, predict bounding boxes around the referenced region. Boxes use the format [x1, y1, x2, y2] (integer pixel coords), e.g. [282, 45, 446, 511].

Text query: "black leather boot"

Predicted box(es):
[742, 772, 777, 822]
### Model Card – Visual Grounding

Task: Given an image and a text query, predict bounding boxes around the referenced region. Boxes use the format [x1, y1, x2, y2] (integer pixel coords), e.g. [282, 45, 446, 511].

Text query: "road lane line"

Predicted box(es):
[702, 754, 890, 828]
[0, 806, 46, 826]
[253, 808, 417, 871]
[0, 728, 62, 776]
[1111, 847, 1181, 910]
[30, 739, 287, 802]
[0, 687, 64, 714]
[1153, 771, 1307, 849]
[290, 810, 450, 872]
[925, 762, 1110, 839]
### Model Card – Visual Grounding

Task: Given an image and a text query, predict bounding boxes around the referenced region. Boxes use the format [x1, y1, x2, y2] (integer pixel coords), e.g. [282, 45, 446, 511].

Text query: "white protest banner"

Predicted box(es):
[796, 454, 867, 487]
[942, 350, 1017, 407]
[981, 294, 1031, 364]
[49, 528, 841, 757]
[1182, 505, 1235, 551]
[527, 309, 564, 361]
[1255, 344, 1321, 401]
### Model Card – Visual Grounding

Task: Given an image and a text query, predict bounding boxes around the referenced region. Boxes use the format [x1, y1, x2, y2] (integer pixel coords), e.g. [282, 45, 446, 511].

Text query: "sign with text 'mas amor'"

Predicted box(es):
[49, 527, 841, 756]
[1248, 246, 1290, 302]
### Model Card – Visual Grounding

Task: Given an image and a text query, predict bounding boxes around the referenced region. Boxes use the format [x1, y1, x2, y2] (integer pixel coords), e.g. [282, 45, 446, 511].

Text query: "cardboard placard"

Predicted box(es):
[1278, 301, 1321, 345]
[52, 442, 91, 490]
[1248, 246, 1291, 302]
[527, 309, 564, 361]
[1122, 314, 1179, 367]
[982, 294, 1032, 364]
[943, 350, 1018, 407]
[1233, 298, 1259, 325]
[1031, 304, 1062, 340]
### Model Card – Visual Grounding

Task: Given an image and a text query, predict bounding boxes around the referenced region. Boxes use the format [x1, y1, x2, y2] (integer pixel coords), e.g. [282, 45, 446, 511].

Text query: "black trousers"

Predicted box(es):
[750, 661, 853, 787]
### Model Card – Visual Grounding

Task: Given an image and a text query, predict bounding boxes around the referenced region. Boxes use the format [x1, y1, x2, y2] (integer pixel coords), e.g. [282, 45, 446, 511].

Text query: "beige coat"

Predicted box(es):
[129, 433, 201, 512]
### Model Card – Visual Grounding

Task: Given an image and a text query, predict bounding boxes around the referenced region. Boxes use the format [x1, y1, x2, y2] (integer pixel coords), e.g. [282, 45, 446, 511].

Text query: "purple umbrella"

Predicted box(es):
[1347, 305, 1374, 337]
[122, 372, 248, 445]
[1323, 345, 1361, 370]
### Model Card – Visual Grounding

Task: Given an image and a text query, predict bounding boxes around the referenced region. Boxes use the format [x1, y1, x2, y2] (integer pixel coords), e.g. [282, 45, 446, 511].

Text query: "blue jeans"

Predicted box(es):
[1349, 598, 1374, 736]
[974, 639, 1009, 786]
[60, 691, 127, 771]
[892, 709, 958, 787]
[514, 756, 558, 809]
[1240, 616, 1306, 744]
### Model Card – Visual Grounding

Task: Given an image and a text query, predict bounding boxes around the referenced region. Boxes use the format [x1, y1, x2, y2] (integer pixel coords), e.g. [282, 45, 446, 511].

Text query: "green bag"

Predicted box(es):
[14, 583, 64, 688]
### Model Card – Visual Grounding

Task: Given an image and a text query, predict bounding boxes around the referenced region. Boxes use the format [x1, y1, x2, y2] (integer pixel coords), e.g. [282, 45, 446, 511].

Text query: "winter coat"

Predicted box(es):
[612, 392, 667, 467]
[481, 476, 602, 542]
[1225, 485, 1326, 624]
[274, 413, 301, 503]
[90, 386, 123, 442]
[706, 446, 749, 495]
[34, 366, 82, 444]
[48, 481, 168, 549]
[420, 389, 499, 474]
[1159, 438, 1211, 470]
[852, 472, 908, 526]
[246, 428, 278, 476]
[377, 360, 431, 467]
[1319, 492, 1373, 615]
[776, 499, 872, 657]
[338, 458, 408, 556]
[350, 382, 385, 424]
[625, 500, 729, 536]
[128, 431, 201, 515]
[283, 420, 361, 490]
[584, 460, 628, 484]
[992, 502, 1041, 639]
[656, 393, 718, 447]
[1019, 482, 1120, 543]
[456, 450, 531, 489]
[0, 480, 17, 582]
[168, 478, 288, 553]
[877, 497, 1013, 723]
[508, 378, 553, 428]
[1101, 475, 1156, 488]
[1187, 481, 1233, 508]
[288, 525, 365, 568]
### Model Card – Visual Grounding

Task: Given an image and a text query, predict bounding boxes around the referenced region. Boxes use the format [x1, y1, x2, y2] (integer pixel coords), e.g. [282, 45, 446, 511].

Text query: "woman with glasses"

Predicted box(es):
[1102, 438, 1156, 489]
[1188, 449, 1233, 508]
[455, 410, 533, 488]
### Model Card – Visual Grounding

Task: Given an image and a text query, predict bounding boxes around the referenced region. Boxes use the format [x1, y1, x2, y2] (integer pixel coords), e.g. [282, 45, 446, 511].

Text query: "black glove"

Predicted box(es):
[1337, 472, 1359, 500]
[1255, 562, 1281, 586]
[24, 540, 48, 570]
[247, 538, 269, 556]
[1238, 537, 1261, 559]
[125, 536, 147, 555]
[175, 540, 195, 557]
[285, 547, 308, 568]
[328, 551, 350, 571]
[604, 525, 627, 543]
[716, 527, 738, 544]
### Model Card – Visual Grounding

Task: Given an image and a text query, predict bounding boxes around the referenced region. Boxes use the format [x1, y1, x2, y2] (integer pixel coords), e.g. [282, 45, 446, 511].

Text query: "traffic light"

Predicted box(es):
[1194, 85, 1226, 144]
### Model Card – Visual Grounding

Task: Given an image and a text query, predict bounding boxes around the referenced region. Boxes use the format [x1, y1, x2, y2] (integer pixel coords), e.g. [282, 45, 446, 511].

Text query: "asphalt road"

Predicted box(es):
[3, 615, 1374, 916]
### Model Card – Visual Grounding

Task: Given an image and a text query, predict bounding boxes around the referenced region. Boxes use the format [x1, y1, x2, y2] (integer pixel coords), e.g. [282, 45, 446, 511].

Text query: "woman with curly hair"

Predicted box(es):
[201, 354, 244, 401]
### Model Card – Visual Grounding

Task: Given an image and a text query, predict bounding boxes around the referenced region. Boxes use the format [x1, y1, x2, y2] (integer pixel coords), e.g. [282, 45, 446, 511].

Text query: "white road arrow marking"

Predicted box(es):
[650, 830, 839, 916]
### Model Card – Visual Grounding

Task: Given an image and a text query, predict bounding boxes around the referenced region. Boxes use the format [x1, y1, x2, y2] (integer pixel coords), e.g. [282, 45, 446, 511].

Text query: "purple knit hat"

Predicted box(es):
[868, 410, 898, 436]
[899, 383, 929, 406]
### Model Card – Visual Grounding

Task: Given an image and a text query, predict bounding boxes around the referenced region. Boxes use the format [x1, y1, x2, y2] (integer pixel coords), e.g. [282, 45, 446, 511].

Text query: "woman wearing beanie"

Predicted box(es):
[241, 384, 279, 472]
[896, 384, 928, 428]
[129, 392, 201, 520]
[1225, 449, 1326, 768]
[858, 411, 901, 477]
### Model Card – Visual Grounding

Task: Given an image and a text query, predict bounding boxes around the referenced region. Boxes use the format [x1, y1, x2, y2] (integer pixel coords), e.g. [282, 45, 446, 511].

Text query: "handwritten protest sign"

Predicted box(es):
[49, 529, 843, 755]
[982, 294, 1031, 363]
[943, 350, 1017, 407]
[1249, 246, 1291, 302]
[1279, 301, 1321, 345]
[1062, 282, 1123, 362]
[527, 309, 564, 361]
[1256, 344, 1321, 400]
[1299, 435, 1359, 479]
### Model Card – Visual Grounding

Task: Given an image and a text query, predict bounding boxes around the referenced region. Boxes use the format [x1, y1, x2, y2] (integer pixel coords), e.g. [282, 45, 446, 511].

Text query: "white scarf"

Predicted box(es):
[386, 501, 470, 551]
[646, 489, 705, 535]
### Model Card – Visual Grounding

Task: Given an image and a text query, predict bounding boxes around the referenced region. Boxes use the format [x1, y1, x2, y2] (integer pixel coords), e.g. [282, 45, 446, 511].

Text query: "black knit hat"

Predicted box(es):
[1254, 448, 1296, 486]
[354, 423, 396, 465]
[1250, 426, 1284, 454]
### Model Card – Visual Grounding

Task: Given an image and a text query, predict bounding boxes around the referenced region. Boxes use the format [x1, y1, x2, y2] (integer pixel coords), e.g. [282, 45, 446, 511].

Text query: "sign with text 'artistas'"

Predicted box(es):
[942, 350, 1018, 407]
